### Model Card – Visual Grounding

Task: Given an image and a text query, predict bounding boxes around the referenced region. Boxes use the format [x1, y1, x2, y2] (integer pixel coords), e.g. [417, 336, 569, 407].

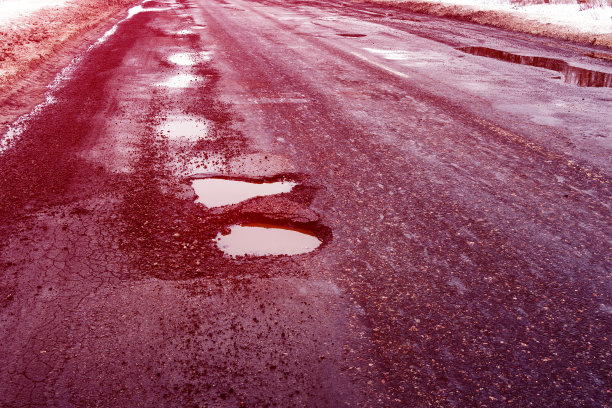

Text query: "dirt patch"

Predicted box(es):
[352, 0, 612, 48]
[0, 0, 140, 135]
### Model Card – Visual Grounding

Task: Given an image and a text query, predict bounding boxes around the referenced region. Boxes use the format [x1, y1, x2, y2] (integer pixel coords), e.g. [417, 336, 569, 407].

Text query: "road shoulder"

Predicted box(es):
[0, 0, 140, 136]
[352, 0, 612, 49]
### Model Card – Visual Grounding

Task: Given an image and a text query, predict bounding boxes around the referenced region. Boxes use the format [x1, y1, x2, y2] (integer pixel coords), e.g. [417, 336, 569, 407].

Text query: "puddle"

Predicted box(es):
[156, 73, 202, 88]
[338, 33, 367, 38]
[168, 51, 212, 66]
[215, 223, 321, 257]
[191, 178, 296, 208]
[157, 115, 211, 142]
[459, 46, 612, 87]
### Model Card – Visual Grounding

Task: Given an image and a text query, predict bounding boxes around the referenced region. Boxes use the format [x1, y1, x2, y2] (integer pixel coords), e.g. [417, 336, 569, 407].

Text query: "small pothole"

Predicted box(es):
[214, 223, 322, 257]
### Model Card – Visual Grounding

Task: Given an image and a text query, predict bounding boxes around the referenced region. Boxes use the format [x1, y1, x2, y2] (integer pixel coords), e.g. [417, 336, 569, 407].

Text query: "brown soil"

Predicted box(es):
[0, 0, 139, 135]
[352, 0, 612, 49]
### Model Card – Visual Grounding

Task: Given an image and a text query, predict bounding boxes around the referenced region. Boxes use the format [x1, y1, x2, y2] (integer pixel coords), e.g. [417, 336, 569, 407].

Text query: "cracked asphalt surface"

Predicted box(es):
[0, 0, 610, 406]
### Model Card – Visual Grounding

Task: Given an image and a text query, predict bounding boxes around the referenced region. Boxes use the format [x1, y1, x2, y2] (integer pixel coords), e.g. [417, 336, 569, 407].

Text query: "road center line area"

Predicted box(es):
[0, 0, 610, 406]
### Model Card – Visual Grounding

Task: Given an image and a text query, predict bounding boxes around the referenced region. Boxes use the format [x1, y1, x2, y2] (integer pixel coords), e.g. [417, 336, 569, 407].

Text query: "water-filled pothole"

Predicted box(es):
[191, 177, 296, 208]
[215, 223, 322, 257]
[338, 33, 367, 38]
[459, 46, 612, 87]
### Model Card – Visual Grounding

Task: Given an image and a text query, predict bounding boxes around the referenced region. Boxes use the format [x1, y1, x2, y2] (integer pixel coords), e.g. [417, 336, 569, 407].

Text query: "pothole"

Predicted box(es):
[155, 73, 202, 88]
[168, 51, 212, 66]
[157, 115, 211, 142]
[459, 46, 612, 87]
[191, 177, 297, 208]
[214, 223, 322, 257]
[338, 33, 367, 38]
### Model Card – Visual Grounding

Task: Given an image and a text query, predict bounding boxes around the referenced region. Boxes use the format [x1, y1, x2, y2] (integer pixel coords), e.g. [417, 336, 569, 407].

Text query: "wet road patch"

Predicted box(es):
[156, 73, 202, 88]
[157, 115, 211, 142]
[214, 223, 322, 257]
[168, 51, 212, 66]
[191, 177, 296, 208]
[459, 46, 612, 87]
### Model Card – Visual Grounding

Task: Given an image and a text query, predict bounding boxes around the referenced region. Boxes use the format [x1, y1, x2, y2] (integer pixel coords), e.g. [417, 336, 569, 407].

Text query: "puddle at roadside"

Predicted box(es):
[156, 73, 202, 88]
[459, 46, 612, 87]
[338, 33, 367, 38]
[215, 223, 322, 257]
[364, 47, 412, 60]
[168, 51, 212, 66]
[157, 115, 211, 142]
[191, 177, 296, 208]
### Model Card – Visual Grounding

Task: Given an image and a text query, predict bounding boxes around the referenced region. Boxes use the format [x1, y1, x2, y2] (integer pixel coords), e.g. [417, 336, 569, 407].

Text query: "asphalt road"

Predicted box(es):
[0, 0, 611, 406]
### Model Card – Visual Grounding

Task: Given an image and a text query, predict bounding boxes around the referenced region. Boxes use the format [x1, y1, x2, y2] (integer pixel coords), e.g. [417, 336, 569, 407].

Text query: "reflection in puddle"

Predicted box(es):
[157, 116, 210, 142]
[215, 224, 321, 257]
[191, 178, 296, 207]
[459, 46, 612, 87]
[156, 74, 202, 88]
[168, 51, 212, 66]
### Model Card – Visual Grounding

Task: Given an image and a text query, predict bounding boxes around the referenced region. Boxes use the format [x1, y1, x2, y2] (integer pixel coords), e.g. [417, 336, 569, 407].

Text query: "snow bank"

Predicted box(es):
[0, 0, 68, 27]
[365, 0, 612, 46]
[428, 0, 612, 34]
